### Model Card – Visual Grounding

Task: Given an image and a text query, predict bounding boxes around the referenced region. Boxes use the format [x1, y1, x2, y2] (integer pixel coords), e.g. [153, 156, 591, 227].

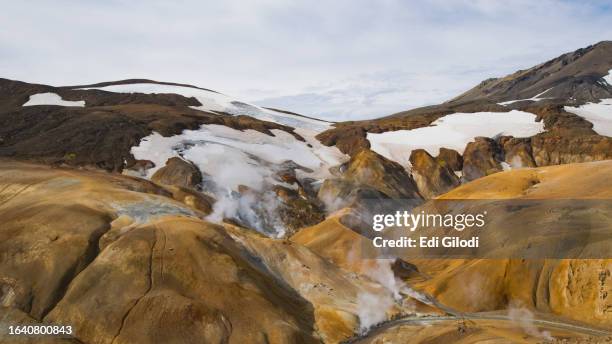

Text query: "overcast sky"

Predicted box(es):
[1, 0, 611, 121]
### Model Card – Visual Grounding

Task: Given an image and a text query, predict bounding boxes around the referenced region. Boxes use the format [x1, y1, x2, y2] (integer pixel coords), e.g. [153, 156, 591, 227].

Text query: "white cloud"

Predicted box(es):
[1, 0, 610, 120]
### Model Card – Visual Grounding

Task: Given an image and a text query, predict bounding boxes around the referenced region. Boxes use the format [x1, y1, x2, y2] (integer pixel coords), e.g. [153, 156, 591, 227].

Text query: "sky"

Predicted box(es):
[1, 0, 611, 121]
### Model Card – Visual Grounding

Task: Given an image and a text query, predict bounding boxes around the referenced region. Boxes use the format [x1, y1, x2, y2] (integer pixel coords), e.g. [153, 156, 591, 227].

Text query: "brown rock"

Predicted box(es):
[151, 157, 202, 189]
[165, 185, 214, 215]
[315, 125, 370, 156]
[344, 149, 422, 199]
[462, 137, 504, 181]
[271, 185, 325, 235]
[317, 179, 388, 213]
[502, 138, 537, 168]
[273, 184, 298, 202]
[410, 149, 460, 199]
[530, 132, 612, 166]
[435, 147, 463, 171]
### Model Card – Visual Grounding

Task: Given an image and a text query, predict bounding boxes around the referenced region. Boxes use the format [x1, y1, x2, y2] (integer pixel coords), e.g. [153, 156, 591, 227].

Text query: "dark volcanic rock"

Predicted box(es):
[409, 149, 460, 199]
[151, 157, 202, 190]
[435, 147, 463, 171]
[462, 137, 504, 182]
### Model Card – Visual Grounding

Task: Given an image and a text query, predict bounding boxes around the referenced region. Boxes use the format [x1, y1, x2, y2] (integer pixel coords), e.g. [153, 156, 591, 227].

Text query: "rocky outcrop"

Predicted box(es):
[165, 186, 214, 214]
[461, 137, 504, 182]
[344, 149, 422, 200]
[503, 105, 612, 168]
[151, 157, 202, 189]
[409, 149, 460, 199]
[436, 147, 463, 172]
[315, 125, 370, 156]
[500, 137, 537, 168]
[272, 185, 325, 235]
[317, 179, 388, 213]
[529, 132, 612, 166]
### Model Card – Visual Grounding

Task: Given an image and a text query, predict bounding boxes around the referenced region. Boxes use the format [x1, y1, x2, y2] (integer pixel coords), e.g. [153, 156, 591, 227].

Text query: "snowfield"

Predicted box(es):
[367, 110, 544, 167]
[23, 92, 85, 107]
[565, 98, 612, 137]
[78, 83, 331, 132]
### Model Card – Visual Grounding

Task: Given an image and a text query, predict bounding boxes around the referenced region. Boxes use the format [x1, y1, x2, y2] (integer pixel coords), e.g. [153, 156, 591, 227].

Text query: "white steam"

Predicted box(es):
[130, 124, 345, 237]
[357, 259, 404, 333]
[356, 291, 394, 334]
[507, 302, 553, 341]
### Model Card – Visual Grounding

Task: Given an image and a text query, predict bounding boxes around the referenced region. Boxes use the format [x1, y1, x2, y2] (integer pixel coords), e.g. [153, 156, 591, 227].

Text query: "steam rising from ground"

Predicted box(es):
[357, 259, 405, 333]
[356, 291, 394, 334]
[131, 124, 345, 237]
[507, 302, 553, 340]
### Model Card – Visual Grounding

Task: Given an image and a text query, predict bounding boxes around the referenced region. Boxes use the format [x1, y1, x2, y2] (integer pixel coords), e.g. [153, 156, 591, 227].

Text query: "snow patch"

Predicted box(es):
[367, 110, 544, 166]
[23, 93, 85, 107]
[565, 99, 612, 136]
[77, 83, 330, 131]
[498, 88, 553, 106]
[603, 69, 612, 86]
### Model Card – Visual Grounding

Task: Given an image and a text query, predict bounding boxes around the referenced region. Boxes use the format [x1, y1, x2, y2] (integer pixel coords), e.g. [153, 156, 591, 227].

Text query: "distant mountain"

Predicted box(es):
[450, 41, 612, 104]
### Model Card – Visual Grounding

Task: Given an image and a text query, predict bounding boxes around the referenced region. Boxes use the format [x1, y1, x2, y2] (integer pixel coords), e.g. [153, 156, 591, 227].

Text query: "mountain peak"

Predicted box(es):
[450, 40, 612, 104]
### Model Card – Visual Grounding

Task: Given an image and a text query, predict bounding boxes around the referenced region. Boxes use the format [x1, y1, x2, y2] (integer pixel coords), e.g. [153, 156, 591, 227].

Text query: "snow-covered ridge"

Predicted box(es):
[23, 92, 85, 107]
[77, 82, 331, 132]
[367, 110, 544, 167]
[565, 98, 612, 137]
